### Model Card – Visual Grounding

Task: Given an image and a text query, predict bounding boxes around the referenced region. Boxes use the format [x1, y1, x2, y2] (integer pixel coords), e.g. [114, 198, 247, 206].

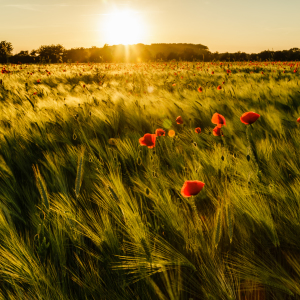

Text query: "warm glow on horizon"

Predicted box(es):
[1, 0, 299, 54]
[102, 10, 144, 46]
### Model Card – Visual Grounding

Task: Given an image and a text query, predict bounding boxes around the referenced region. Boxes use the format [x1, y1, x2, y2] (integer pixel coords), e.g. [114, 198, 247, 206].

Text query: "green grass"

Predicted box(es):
[0, 61, 300, 299]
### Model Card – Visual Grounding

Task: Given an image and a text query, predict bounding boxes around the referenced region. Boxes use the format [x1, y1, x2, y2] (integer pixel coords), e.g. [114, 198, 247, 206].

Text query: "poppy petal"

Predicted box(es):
[139, 133, 156, 148]
[211, 113, 226, 127]
[213, 126, 222, 136]
[181, 180, 205, 197]
[155, 129, 165, 136]
[240, 112, 260, 125]
[176, 116, 184, 124]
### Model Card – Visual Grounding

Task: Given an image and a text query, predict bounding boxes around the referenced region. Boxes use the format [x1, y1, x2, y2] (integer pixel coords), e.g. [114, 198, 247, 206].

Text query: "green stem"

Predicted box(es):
[246, 126, 260, 179]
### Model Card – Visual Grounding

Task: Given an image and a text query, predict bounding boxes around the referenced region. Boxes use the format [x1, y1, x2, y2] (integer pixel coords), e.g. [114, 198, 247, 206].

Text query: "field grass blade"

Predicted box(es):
[75, 146, 85, 198]
[32, 165, 49, 210]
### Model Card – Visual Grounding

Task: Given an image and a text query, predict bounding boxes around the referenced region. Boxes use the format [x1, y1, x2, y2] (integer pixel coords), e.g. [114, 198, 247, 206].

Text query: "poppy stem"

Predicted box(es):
[246, 126, 260, 179]
[190, 196, 205, 244]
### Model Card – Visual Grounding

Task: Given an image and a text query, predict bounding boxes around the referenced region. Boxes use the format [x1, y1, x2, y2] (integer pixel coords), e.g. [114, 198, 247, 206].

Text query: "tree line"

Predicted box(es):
[0, 41, 299, 63]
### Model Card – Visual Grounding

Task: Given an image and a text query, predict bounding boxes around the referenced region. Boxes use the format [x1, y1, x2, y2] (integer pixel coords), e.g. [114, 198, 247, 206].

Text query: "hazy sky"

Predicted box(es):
[1, 0, 299, 54]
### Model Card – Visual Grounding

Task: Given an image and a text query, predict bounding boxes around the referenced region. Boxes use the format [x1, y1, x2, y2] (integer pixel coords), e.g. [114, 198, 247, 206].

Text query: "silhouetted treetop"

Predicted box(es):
[2, 41, 300, 63]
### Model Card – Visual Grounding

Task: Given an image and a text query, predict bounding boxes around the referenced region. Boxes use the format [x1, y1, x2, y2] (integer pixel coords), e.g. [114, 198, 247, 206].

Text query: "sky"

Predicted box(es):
[0, 0, 300, 54]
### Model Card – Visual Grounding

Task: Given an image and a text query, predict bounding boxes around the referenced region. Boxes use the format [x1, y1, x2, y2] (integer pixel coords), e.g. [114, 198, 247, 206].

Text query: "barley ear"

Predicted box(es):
[226, 204, 233, 243]
[213, 207, 222, 248]
[140, 237, 151, 261]
[33, 165, 49, 210]
[75, 146, 85, 198]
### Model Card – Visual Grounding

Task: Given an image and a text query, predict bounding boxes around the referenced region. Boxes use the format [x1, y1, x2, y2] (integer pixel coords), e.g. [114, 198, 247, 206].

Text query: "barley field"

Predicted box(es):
[0, 61, 300, 300]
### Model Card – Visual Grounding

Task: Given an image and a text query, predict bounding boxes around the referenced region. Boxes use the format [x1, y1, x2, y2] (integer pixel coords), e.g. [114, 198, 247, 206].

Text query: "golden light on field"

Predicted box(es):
[103, 10, 144, 45]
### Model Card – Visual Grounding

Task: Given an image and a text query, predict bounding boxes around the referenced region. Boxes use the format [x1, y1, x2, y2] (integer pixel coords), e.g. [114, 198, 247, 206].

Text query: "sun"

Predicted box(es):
[103, 10, 144, 45]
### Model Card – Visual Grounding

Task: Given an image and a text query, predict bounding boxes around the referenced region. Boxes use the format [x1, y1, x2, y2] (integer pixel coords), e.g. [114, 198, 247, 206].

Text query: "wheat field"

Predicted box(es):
[0, 61, 300, 299]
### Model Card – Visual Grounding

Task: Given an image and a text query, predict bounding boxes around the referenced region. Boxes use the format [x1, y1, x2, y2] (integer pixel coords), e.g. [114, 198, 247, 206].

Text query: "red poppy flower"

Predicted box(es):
[37, 79, 41, 83]
[217, 85, 222, 90]
[155, 128, 165, 136]
[211, 113, 226, 128]
[198, 86, 203, 93]
[181, 180, 205, 197]
[297, 117, 300, 123]
[83, 85, 86, 88]
[195, 127, 201, 134]
[213, 126, 222, 136]
[139, 133, 156, 149]
[240, 112, 260, 125]
[176, 116, 183, 124]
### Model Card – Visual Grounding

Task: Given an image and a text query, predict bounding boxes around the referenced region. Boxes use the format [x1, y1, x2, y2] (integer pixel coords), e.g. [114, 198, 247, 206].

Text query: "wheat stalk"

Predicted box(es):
[75, 146, 85, 198]
[226, 204, 233, 243]
[214, 207, 222, 248]
[33, 165, 49, 210]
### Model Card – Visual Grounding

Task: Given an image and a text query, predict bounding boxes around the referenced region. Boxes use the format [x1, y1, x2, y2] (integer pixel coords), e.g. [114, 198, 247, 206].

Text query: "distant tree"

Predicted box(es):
[34, 44, 65, 63]
[183, 48, 196, 61]
[11, 50, 35, 64]
[64, 47, 89, 63]
[0, 41, 13, 63]
[16, 50, 29, 56]
[100, 44, 113, 62]
[155, 52, 166, 61]
[167, 52, 179, 61]
[288, 48, 300, 60]
[89, 47, 102, 62]
[220, 52, 230, 61]
[30, 50, 38, 56]
[259, 50, 272, 61]
[140, 49, 152, 62]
